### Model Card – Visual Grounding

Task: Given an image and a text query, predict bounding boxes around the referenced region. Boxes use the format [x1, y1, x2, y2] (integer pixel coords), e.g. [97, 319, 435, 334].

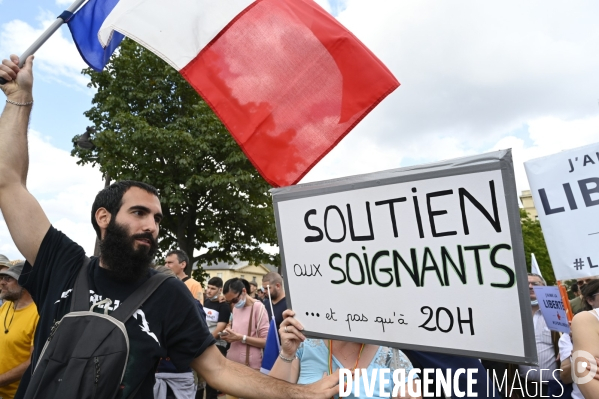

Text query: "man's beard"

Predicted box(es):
[100, 219, 158, 283]
[269, 287, 279, 301]
[0, 287, 21, 302]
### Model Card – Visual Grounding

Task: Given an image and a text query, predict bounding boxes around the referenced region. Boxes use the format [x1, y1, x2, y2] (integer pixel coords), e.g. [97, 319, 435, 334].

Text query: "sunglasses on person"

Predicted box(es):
[226, 291, 243, 304]
[528, 281, 543, 286]
[578, 279, 593, 286]
[0, 276, 15, 282]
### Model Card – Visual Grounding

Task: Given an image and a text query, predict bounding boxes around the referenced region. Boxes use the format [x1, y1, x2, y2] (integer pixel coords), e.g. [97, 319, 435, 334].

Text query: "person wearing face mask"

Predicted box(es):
[222, 278, 269, 397]
[203, 277, 232, 399]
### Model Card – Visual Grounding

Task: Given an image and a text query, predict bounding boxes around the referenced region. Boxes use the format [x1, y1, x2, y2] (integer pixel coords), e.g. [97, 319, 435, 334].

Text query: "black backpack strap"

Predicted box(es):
[111, 273, 173, 323]
[70, 256, 92, 312]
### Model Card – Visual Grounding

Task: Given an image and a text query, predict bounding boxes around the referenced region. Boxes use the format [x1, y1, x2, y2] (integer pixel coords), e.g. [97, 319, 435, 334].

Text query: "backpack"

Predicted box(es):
[24, 258, 172, 399]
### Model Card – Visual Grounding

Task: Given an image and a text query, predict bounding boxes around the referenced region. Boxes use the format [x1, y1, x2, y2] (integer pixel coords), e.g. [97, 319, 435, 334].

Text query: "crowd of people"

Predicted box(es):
[7, 248, 599, 399]
[1, 54, 598, 399]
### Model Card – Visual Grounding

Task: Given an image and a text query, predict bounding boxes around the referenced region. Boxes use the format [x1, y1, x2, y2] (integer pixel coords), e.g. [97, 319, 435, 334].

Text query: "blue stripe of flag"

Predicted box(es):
[67, 0, 125, 71]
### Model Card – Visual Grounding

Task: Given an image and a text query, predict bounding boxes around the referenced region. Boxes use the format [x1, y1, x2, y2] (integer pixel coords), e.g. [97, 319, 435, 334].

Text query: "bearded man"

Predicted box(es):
[0, 54, 338, 399]
[262, 272, 288, 334]
[0, 262, 39, 399]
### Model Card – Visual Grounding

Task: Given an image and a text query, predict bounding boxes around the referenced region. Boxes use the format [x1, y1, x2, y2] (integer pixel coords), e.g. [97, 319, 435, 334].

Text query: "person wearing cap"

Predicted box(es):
[0, 254, 10, 270]
[0, 262, 39, 399]
[0, 254, 11, 306]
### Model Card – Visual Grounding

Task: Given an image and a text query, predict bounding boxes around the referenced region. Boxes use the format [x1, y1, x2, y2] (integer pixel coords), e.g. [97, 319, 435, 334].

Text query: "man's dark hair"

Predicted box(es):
[223, 277, 250, 295]
[91, 180, 159, 239]
[582, 280, 599, 311]
[571, 283, 579, 294]
[207, 277, 223, 288]
[167, 249, 189, 267]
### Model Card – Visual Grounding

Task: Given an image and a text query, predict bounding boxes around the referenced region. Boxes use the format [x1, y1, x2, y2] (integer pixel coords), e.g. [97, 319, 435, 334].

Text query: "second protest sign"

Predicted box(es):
[272, 150, 536, 365]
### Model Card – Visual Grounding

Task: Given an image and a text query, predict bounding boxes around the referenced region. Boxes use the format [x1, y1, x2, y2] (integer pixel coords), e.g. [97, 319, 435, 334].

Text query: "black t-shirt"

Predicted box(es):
[16, 227, 215, 399]
[203, 299, 231, 324]
[263, 297, 288, 333]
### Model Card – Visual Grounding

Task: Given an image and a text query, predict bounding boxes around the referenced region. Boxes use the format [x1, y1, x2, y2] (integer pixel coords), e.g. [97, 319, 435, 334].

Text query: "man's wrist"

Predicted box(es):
[6, 98, 33, 107]
[6, 92, 33, 104]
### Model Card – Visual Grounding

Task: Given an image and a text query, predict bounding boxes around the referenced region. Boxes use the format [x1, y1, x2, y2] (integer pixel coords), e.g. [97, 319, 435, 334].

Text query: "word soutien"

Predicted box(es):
[303, 181, 501, 242]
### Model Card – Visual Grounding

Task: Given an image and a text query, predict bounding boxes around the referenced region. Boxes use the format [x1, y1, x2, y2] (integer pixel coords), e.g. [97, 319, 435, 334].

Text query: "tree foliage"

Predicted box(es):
[72, 39, 279, 276]
[520, 209, 555, 285]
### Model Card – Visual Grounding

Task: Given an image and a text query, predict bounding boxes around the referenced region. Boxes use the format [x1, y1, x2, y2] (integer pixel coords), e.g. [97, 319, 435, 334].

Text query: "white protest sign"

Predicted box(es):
[524, 142, 599, 280]
[273, 150, 536, 365]
[533, 286, 570, 334]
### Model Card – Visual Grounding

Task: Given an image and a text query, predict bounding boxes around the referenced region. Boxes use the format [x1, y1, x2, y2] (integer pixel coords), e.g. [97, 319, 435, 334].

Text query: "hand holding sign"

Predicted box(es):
[279, 309, 306, 358]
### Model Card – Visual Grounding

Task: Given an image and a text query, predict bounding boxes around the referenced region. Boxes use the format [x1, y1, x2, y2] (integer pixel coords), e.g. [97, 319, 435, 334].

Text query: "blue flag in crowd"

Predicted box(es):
[260, 318, 280, 374]
[67, 0, 124, 71]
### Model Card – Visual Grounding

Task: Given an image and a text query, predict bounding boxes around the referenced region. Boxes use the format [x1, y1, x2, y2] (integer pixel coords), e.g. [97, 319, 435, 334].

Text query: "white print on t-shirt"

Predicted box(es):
[53, 289, 122, 312]
[54, 288, 73, 304]
[89, 291, 121, 311]
[133, 309, 160, 346]
[54, 288, 159, 346]
[205, 309, 219, 323]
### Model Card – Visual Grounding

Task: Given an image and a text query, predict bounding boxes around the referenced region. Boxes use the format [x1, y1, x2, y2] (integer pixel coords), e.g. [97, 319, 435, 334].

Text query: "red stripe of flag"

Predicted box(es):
[181, 0, 399, 187]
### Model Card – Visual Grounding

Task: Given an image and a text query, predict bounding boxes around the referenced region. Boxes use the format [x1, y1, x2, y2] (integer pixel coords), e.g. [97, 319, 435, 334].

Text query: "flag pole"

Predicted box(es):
[557, 280, 574, 322]
[266, 284, 276, 321]
[265, 284, 280, 347]
[0, 0, 88, 84]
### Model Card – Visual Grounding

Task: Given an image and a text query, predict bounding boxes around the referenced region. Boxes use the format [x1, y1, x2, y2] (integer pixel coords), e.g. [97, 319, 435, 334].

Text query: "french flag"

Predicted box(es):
[72, 0, 399, 187]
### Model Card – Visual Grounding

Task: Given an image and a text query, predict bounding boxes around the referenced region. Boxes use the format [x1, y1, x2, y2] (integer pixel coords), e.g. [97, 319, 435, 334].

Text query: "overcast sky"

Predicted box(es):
[1, 0, 598, 260]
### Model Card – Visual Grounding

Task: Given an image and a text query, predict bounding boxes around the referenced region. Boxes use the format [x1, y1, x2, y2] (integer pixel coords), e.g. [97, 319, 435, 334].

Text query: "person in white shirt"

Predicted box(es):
[518, 273, 561, 398]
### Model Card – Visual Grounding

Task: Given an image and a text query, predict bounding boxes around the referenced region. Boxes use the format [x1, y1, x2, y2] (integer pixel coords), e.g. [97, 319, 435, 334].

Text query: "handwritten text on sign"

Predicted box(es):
[274, 156, 530, 363]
